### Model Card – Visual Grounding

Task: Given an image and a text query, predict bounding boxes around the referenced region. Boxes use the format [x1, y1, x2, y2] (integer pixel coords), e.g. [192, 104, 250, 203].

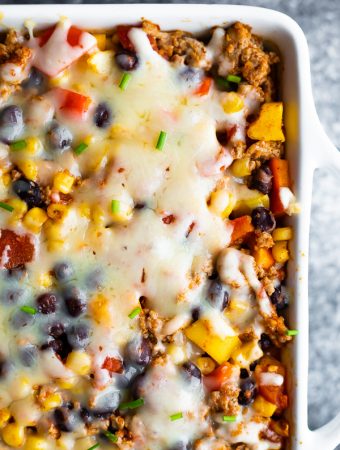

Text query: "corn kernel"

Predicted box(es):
[93, 33, 106, 50]
[167, 344, 187, 364]
[38, 272, 53, 288]
[78, 202, 91, 219]
[56, 377, 78, 390]
[230, 157, 252, 177]
[233, 193, 270, 216]
[7, 198, 28, 220]
[2, 173, 11, 187]
[2, 422, 25, 448]
[25, 137, 43, 156]
[10, 376, 32, 400]
[89, 294, 112, 326]
[53, 171, 75, 194]
[209, 190, 234, 219]
[87, 50, 114, 75]
[39, 392, 63, 411]
[65, 351, 91, 376]
[196, 356, 216, 375]
[272, 227, 293, 241]
[47, 203, 67, 221]
[222, 92, 244, 114]
[272, 241, 290, 264]
[83, 135, 95, 146]
[25, 435, 49, 450]
[0, 408, 10, 428]
[16, 160, 38, 181]
[92, 205, 106, 226]
[47, 240, 65, 252]
[23, 207, 48, 234]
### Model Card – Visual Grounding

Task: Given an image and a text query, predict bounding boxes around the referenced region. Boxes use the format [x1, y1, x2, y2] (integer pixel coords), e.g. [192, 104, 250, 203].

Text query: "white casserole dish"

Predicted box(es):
[1, 4, 340, 449]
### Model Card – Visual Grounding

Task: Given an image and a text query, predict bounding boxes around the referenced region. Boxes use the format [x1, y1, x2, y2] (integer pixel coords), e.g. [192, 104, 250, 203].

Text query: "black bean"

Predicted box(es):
[67, 323, 90, 349]
[63, 287, 86, 317]
[249, 360, 259, 372]
[238, 379, 257, 405]
[191, 307, 200, 322]
[36, 292, 57, 314]
[240, 368, 249, 379]
[47, 122, 73, 151]
[125, 338, 151, 367]
[0, 358, 10, 378]
[79, 407, 92, 424]
[1, 288, 23, 304]
[169, 443, 191, 450]
[0, 105, 24, 143]
[47, 322, 65, 338]
[130, 374, 145, 399]
[270, 286, 288, 311]
[178, 67, 202, 87]
[93, 102, 113, 129]
[207, 279, 230, 311]
[115, 51, 139, 71]
[19, 344, 38, 367]
[12, 178, 45, 209]
[21, 68, 45, 91]
[259, 333, 272, 351]
[41, 335, 71, 361]
[250, 164, 273, 194]
[53, 262, 74, 283]
[11, 310, 35, 328]
[85, 269, 103, 290]
[91, 390, 121, 415]
[54, 407, 77, 432]
[251, 207, 276, 233]
[182, 362, 201, 381]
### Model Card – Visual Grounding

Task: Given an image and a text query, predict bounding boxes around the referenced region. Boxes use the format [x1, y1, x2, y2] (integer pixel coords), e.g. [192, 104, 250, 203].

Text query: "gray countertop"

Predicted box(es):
[3, 0, 340, 443]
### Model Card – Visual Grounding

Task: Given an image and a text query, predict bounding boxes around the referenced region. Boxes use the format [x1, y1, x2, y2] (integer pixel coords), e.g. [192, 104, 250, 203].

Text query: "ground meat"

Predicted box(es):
[142, 20, 211, 69]
[220, 22, 279, 87]
[261, 313, 291, 347]
[232, 445, 251, 450]
[230, 141, 247, 159]
[210, 384, 240, 416]
[254, 231, 274, 250]
[239, 329, 256, 343]
[259, 427, 283, 444]
[139, 309, 164, 344]
[245, 140, 283, 160]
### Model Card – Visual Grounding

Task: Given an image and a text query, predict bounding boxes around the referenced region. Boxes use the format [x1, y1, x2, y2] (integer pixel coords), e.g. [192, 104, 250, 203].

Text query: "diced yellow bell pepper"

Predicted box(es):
[272, 227, 293, 241]
[93, 33, 106, 51]
[209, 190, 235, 219]
[185, 319, 241, 364]
[231, 340, 263, 366]
[230, 157, 252, 177]
[224, 299, 249, 322]
[252, 395, 277, 417]
[87, 50, 114, 75]
[222, 92, 244, 114]
[272, 241, 290, 263]
[253, 248, 275, 270]
[247, 102, 285, 142]
[233, 192, 269, 216]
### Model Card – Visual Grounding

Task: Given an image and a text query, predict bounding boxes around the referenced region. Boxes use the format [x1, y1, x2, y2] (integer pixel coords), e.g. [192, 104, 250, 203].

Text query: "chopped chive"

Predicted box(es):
[20, 305, 37, 315]
[87, 444, 100, 450]
[286, 329, 298, 336]
[170, 412, 183, 421]
[216, 77, 232, 91]
[111, 199, 120, 214]
[119, 72, 132, 91]
[128, 306, 142, 319]
[74, 142, 88, 155]
[226, 74, 242, 84]
[0, 202, 14, 212]
[104, 431, 118, 443]
[119, 398, 144, 410]
[155, 131, 167, 151]
[10, 140, 27, 151]
[223, 415, 237, 422]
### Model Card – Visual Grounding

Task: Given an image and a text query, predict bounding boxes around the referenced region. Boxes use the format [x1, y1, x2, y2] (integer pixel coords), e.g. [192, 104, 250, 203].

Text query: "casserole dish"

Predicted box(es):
[0, 4, 339, 450]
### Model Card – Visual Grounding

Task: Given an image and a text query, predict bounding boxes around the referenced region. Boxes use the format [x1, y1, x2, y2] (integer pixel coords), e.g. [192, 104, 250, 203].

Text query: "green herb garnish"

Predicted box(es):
[128, 306, 142, 319]
[119, 73, 132, 91]
[10, 140, 27, 151]
[74, 142, 88, 155]
[20, 305, 37, 315]
[155, 131, 167, 151]
[0, 202, 14, 212]
[226, 74, 242, 84]
[111, 199, 120, 214]
[170, 412, 183, 421]
[119, 398, 144, 410]
[87, 444, 100, 450]
[104, 431, 118, 443]
[216, 77, 232, 91]
[286, 329, 298, 336]
[223, 415, 237, 422]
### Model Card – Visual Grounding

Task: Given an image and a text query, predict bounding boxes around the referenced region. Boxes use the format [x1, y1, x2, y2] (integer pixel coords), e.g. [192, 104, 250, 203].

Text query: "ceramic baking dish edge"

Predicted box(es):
[1, 4, 340, 450]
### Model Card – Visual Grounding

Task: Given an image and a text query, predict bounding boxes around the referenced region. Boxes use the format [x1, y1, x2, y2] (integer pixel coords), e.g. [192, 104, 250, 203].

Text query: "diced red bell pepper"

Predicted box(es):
[39, 25, 84, 48]
[117, 25, 135, 51]
[101, 356, 123, 374]
[194, 77, 212, 96]
[269, 158, 290, 215]
[204, 362, 233, 391]
[53, 88, 91, 120]
[230, 215, 254, 243]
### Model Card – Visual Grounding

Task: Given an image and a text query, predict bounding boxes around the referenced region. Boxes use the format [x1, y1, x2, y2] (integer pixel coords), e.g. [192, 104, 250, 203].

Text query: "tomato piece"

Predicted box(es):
[67, 26, 83, 47]
[53, 88, 91, 120]
[194, 77, 212, 96]
[204, 362, 233, 391]
[101, 356, 123, 374]
[117, 25, 135, 51]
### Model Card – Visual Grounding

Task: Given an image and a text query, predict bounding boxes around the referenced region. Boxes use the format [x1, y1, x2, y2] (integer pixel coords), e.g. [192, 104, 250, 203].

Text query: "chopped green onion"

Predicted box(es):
[104, 431, 118, 443]
[170, 412, 183, 421]
[286, 329, 298, 336]
[119, 398, 144, 410]
[226, 74, 242, 84]
[10, 140, 27, 151]
[155, 131, 167, 151]
[74, 142, 88, 155]
[87, 444, 100, 450]
[216, 77, 232, 91]
[223, 415, 237, 422]
[20, 305, 37, 315]
[0, 202, 14, 212]
[111, 199, 120, 214]
[128, 306, 142, 319]
[119, 73, 132, 91]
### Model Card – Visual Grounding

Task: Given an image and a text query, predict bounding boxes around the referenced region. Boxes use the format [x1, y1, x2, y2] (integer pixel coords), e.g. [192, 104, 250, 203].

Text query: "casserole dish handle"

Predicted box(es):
[307, 116, 340, 450]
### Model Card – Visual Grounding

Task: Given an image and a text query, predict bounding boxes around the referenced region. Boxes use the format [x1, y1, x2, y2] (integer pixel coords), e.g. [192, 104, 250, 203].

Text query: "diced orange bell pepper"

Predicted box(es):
[194, 77, 212, 96]
[253, 248, 275, 270]
[54, 88, 91, 120]
[230, 215, 254, 243]
[255, 356, 288, 410]
[204, 362, 233, 391]
[269, 158, 290, 215]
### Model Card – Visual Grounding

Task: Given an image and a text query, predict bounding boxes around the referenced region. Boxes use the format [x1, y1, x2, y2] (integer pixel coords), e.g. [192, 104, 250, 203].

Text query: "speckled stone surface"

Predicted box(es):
[3, 0, 340, 441]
